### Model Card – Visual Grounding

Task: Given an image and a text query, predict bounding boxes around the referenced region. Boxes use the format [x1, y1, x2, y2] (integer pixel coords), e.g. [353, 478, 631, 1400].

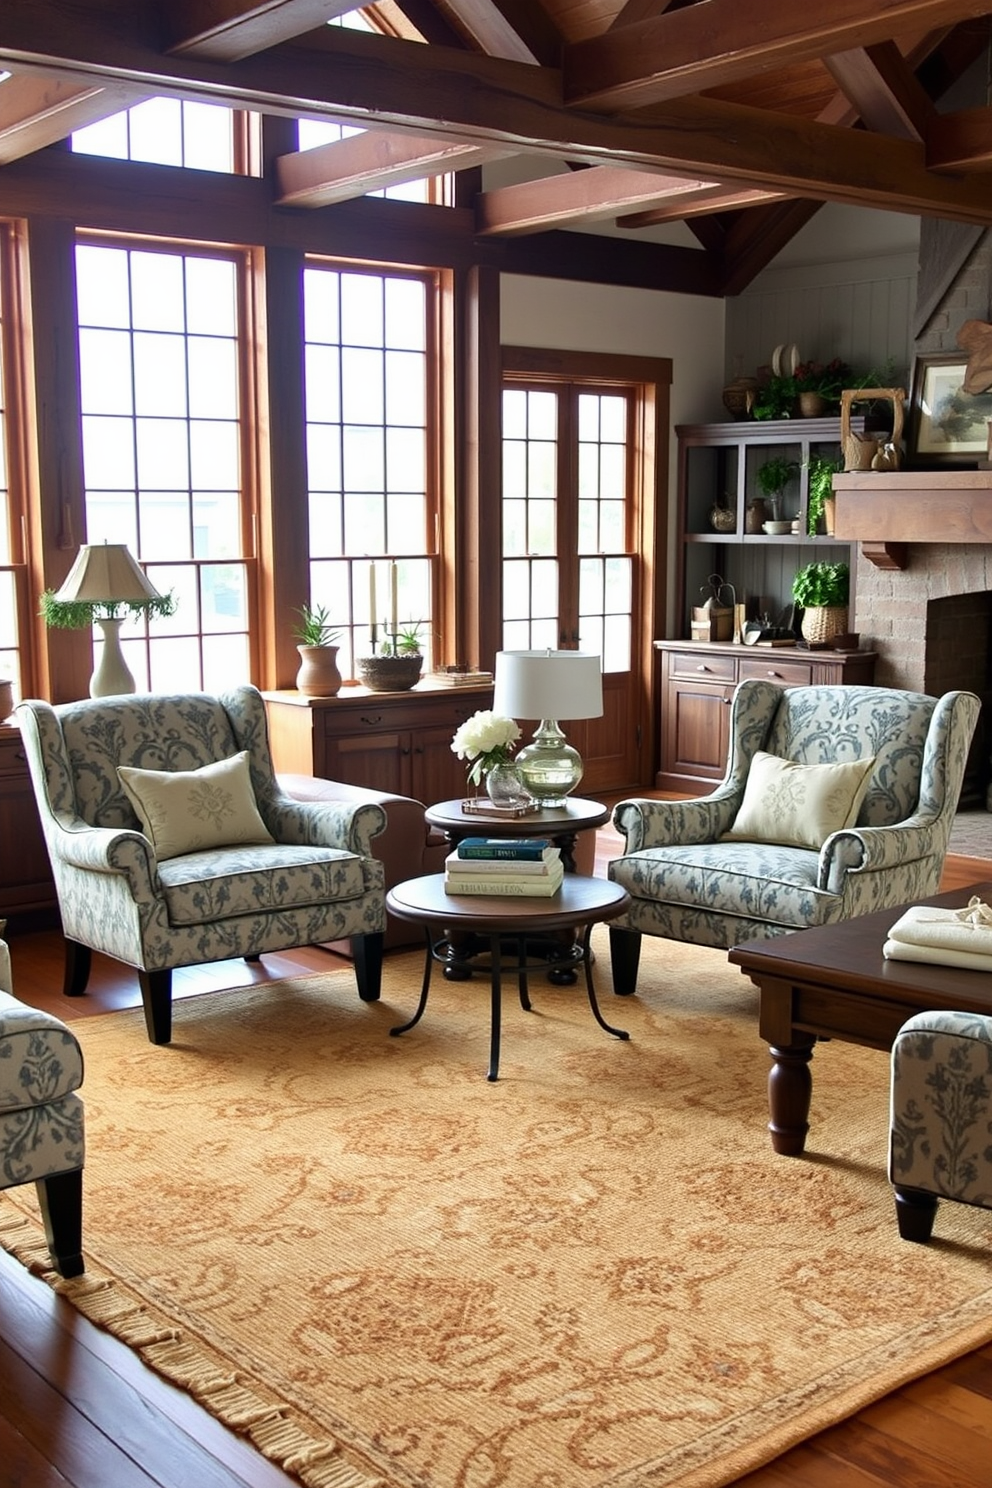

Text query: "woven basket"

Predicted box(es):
[801, 605, 849, 646]
[839, 386, 906, 471]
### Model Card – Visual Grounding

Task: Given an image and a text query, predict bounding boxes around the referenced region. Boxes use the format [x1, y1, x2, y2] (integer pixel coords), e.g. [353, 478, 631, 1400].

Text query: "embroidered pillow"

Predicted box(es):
[118, 751, 274, 861]
[723, 750, 876, 852]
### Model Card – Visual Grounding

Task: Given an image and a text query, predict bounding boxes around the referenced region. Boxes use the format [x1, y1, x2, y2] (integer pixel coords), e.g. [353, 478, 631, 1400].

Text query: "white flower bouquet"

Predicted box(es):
[451, 709, 521, 787]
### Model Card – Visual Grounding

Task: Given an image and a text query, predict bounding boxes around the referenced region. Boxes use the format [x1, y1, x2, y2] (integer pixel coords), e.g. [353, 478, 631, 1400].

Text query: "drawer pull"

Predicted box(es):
[14, 749, 26, 761]
[359, 714, 382, 726]
[696, 664, 712, 673]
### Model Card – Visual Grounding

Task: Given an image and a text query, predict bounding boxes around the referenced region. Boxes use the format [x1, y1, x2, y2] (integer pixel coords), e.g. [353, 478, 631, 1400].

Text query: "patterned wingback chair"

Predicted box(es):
[889, 1010, 992, 1242]
[17, 687, 387, 1045]
[0, 935, 84, 1276]
[608, 681, 980, 994]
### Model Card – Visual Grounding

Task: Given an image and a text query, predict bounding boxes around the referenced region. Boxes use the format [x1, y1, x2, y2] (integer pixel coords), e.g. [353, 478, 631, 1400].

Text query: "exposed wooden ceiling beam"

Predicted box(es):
[928, 105, 992, 170]
[476, 164, 708, 234]
[824, 41, 936, 139]
[719, 199, 825, 296]
[608, 1, 679, 28]
[4, 7, 992, 226]
[276, 129, 510, 205]
[0, 74, 144, 163]
[428, 0, 562, 65]
[165, 0, 356, 63]
[563, 1, 992, 110]
[618, 184, 790, 228]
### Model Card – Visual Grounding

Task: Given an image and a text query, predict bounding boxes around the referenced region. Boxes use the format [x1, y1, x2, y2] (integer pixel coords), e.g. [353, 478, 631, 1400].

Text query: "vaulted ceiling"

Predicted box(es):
[2, 1, 992, 293]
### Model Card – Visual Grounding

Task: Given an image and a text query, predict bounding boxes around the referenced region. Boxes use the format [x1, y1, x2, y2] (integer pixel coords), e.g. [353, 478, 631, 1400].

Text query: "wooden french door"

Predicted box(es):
[500, 350, 668, 795]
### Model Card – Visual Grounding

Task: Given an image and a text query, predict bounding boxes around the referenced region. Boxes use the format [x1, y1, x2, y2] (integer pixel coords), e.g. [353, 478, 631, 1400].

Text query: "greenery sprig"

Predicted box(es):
[40, 590, 177, 629]
[292, 602, 340, 647]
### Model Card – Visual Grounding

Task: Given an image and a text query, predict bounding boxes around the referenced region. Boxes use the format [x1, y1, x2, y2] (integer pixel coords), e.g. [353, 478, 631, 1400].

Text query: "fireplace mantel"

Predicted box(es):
[832, 470, 992, 568]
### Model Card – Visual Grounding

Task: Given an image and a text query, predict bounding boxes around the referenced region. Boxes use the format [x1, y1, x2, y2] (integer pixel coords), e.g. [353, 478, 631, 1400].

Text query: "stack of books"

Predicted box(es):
[444, 837, 564, 896]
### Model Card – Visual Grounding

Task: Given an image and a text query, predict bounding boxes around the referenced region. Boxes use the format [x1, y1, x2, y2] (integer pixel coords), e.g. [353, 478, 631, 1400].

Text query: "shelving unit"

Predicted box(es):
[676, 414, 870, 632]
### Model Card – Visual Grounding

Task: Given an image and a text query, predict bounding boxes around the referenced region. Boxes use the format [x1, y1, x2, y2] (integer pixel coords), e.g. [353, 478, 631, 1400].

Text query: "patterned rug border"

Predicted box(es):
[3, 974, 992, 1488]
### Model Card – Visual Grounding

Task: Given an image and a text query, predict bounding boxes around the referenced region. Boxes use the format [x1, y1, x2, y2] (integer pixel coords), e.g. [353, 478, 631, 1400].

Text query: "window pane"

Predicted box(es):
[340, 273, 383, 347]
[79, 329, 134, 415]
[341, 348, 383, 423]
[528, 391, 557, 439]
[76, 246, 130, 328]
[134, 332, 186, 416]
[76, 240, 248, 688]
[188, 339, 238, 418]
[82, 415, 136, 488]
[304, 263, 434, 677]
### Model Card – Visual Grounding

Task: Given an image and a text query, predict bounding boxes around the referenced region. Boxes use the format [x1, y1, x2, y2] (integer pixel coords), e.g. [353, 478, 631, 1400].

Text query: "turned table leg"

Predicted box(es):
[767, 1035, 816, 1155]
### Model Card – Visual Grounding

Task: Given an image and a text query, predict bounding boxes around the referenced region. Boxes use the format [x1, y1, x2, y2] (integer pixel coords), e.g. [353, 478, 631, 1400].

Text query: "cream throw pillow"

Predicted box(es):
[118, 751, 274, 861]
[723, 750, 875, 852]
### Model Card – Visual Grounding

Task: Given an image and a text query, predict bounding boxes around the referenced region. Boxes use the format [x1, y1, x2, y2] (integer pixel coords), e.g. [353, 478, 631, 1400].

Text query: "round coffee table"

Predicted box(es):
[386, 873, 631, 1081]
[424, 796, 609, 874]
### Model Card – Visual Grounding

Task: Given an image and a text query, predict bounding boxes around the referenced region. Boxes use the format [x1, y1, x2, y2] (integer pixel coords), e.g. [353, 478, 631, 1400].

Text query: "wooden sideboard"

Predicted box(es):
[0, 725, 57, 929]
[263, 685, 495, 804]
[654, 640, 877, 793]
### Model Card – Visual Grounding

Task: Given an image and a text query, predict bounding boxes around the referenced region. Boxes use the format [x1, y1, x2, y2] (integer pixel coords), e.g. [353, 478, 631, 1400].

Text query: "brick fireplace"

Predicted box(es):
[855, 551, 992, 806]
[846, 227, 992, 807]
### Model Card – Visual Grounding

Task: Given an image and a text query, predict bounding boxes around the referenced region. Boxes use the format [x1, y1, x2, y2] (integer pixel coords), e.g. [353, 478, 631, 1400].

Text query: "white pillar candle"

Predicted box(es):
[390, 561, 398, 638]
[369, 563, 377, 629]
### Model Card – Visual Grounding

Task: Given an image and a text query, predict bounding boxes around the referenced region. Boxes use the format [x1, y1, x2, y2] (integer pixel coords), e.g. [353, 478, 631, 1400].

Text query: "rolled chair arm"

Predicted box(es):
[613, 792, 739, 852]
[267, 793, 387, 858]
[49, 817, 160, 902]
[818, 816, 939, 893]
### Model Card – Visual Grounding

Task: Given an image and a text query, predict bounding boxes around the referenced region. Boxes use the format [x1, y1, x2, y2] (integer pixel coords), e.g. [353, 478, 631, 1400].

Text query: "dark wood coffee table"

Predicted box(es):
[729, 883, 992, 1156]
[386, 873, 631, 1080]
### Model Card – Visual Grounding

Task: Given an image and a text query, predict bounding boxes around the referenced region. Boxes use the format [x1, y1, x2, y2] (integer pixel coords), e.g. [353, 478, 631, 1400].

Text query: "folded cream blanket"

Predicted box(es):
[882, 896, 992, 971]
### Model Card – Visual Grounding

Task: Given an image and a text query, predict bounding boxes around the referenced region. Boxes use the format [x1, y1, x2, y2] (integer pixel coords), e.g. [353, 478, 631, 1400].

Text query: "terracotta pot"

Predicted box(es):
[358, 655, 423, 693]
[295, 644, 342, 697]
[798, 391, 828, 417]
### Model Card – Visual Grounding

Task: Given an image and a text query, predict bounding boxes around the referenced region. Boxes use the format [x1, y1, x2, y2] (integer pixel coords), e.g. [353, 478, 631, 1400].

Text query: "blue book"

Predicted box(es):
[456, 837, 554, 861]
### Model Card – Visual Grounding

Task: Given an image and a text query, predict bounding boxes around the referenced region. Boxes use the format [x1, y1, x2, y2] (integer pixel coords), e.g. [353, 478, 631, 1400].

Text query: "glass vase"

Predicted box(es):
[485, 762, 528, 806]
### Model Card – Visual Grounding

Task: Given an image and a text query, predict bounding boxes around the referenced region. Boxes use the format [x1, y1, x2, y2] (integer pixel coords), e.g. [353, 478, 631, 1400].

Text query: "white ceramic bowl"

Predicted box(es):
[762, 520, 792, 535]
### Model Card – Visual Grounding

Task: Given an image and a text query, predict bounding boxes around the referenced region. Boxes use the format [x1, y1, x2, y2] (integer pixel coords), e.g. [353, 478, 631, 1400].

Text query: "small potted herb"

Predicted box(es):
[791, 560, 849, 646]
[359, 621, 425, 692]
[756, 456, 799, 525]
[292, 602, 342, 697]
[805, 453, 843, 535]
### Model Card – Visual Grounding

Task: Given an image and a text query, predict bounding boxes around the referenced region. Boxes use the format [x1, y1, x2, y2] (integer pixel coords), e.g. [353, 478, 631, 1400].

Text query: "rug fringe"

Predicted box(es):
[0, 1198, 386, 1488]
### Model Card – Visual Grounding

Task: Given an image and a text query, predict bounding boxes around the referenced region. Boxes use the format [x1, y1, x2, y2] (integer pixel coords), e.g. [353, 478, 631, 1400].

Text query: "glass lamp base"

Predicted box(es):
[515, 721, 583, 808]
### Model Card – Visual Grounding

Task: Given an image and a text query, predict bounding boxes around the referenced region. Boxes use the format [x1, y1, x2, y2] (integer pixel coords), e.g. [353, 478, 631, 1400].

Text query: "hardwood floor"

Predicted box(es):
[2, 844, 991, 1487]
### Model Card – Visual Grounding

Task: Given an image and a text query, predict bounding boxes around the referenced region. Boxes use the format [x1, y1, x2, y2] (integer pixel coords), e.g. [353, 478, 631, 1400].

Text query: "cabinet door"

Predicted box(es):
[329, 731, 412, 795]
[0, 737, 57, 920]
[410, 723, 470, 805]
[664, 680, 732, 782]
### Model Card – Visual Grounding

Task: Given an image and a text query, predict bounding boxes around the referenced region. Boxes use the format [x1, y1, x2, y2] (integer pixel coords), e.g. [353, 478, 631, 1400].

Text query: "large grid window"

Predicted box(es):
[0, 244, 19, 706]
[501, 383, 633, 672]
[75, 239, 252, 691]
[72, 99, 236, 172]
[303, 263, 434, 678]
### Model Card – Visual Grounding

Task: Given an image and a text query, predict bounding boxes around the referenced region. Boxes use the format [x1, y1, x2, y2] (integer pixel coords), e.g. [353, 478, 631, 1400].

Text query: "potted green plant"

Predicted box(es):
[791, 560, 849, 645]
[792, 359, 853, 416]
[750, 374, 797, 421]
[359, 621, 425, 692]
[292, 602, 342, 697]
[756, 456, 799, 525]
[805, 453, 843, 535]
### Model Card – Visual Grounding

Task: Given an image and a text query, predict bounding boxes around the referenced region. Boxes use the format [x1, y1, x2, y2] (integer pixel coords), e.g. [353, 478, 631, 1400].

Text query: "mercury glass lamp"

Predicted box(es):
[493, 649, 604, 807]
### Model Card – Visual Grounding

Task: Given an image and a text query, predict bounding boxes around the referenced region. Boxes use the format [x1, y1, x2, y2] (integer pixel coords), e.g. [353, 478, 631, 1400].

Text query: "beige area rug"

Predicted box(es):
[3, 931, 992, 1488]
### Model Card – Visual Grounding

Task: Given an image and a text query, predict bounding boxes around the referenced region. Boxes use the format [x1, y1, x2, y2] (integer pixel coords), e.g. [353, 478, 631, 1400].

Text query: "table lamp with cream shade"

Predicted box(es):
[493, 649, 604, 807]
[40, 543, 176, 697]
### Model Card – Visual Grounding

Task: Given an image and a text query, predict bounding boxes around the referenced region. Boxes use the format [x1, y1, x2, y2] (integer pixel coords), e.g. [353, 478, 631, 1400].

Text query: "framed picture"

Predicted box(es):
[909, 352, 992, 464]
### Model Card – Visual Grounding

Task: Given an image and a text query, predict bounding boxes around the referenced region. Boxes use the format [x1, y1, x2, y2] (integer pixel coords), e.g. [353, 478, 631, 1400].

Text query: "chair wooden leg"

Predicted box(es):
[352, 932, 384, 1002]
[894, 1186, 939, 1243]
[35, 1169, 84, 1278]
[138, 970, 173, 1045]
[609, 927, 642, 996]
[63, 940, 91, 997]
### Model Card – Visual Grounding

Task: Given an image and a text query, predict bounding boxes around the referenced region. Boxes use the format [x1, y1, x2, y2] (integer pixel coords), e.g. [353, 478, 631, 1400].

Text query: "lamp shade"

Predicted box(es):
[493, 650, 603, 722]
[54, 543, 161, 605]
